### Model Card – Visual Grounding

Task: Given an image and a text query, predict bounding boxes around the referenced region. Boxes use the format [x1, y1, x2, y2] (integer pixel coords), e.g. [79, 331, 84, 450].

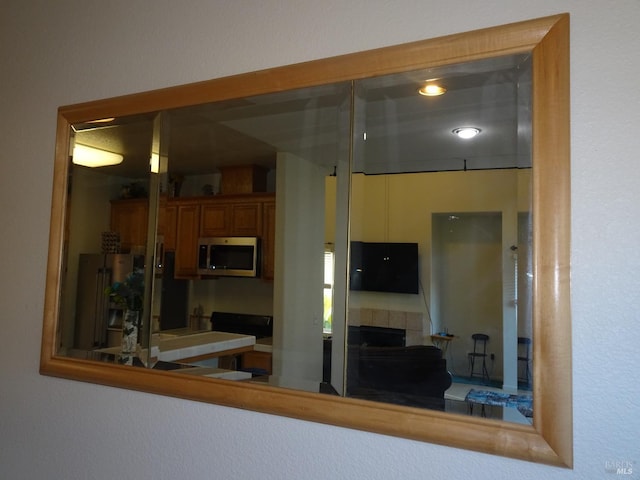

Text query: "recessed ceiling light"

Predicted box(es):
[452, 127, 481, 139]
[418, 84, 446, 96]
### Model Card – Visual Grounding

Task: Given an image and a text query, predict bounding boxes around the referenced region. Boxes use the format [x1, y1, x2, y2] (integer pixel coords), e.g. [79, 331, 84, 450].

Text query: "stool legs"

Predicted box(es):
[468, 354, 490, 384]
[518, 358, 531, 386]
[468, 334, 490, 384]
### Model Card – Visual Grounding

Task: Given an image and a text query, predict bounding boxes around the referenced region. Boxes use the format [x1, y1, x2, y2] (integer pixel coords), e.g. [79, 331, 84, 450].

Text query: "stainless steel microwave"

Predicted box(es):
[197, 237, 260, 277]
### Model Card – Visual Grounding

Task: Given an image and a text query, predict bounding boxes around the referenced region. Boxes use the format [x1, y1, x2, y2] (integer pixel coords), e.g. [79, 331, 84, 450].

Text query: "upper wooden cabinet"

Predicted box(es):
[163, 204, 178, 251]
[112, 197, 176, 252]
[111, 193, 274, 278]
[110, 198, 148, 252]
[174, 193, 276, 278]
[229, 202, 263, 236]
[174, 200, 201, 277]
[200, 203, 231, 237]
[219, 165, 268, 195]
[262, 199, 276, 281]
[200, 196, 268, 237]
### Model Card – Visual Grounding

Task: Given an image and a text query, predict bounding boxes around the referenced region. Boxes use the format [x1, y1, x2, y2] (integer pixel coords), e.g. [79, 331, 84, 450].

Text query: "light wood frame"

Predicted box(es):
[40, 14, 571, 467]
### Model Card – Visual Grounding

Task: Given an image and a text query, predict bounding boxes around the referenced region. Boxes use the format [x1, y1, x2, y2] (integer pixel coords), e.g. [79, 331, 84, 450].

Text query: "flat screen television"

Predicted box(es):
[349, 241, 419, 294]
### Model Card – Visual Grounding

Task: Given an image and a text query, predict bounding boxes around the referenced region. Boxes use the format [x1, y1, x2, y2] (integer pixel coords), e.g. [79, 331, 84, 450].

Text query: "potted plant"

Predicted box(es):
[105, 268, 145, 354]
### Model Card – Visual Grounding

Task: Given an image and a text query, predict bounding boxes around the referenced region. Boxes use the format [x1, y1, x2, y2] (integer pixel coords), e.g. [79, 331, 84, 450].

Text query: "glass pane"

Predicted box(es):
[140, 83, 353, 389]
[347, 54, 533, 423]
[57, 113, 157, 366]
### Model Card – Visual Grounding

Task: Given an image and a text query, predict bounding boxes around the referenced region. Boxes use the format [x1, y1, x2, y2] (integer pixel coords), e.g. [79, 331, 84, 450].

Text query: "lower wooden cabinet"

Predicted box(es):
[217, 350, 272, 375]
[242, 350, 272, 375]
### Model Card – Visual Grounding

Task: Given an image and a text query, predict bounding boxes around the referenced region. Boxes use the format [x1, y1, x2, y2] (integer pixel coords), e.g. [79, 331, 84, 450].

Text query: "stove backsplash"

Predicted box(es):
[189, 276, 274, 321]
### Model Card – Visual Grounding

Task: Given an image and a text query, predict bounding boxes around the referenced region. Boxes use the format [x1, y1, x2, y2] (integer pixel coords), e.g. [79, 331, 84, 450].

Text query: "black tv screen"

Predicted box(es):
[349, 241, 419, 294]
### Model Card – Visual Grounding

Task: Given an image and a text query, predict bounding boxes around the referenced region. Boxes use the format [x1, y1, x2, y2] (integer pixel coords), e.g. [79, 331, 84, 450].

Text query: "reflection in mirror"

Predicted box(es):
[56, 83, 356, 382]
[60, 114, 157, 366]
[346, 54, 533, 423]
[56, 53, 534, 424]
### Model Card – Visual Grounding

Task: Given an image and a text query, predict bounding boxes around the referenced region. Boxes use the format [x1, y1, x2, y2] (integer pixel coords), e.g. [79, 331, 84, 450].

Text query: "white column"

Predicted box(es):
[502, 205, 519, 393]
[272, 152, 326, 385]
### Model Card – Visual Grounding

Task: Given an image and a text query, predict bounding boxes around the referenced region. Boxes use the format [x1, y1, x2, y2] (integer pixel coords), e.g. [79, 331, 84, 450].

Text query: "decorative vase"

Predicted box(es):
[121, 309, 140, 354]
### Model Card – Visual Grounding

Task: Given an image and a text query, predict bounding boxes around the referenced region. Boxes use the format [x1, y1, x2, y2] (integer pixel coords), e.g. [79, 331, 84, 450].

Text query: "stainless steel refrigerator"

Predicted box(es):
[74, 253, 144, 350]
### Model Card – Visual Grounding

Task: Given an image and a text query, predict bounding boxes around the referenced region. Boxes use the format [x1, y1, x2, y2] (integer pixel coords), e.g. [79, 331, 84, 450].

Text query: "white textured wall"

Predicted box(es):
[1, 1, 639, 478]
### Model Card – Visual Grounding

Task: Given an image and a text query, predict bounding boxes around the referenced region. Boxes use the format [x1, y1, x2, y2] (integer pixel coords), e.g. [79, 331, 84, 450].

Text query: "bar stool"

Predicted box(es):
[468, 333, 490, 384]
[518, 336, 532, 386]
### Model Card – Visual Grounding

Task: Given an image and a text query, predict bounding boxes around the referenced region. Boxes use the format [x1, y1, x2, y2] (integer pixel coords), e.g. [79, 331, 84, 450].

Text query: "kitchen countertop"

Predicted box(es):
[96, 330, 257, 363]
[254, 337, 273, 353]
[157, 330, 256, 362]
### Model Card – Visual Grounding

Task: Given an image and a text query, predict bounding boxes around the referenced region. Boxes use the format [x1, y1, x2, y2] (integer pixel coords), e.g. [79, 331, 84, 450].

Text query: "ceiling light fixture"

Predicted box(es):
[87, 117, 116, 124]
[150, 153, 160, 173]
[72, 144, 124, 168]
[418, 83, 446, 96]
[452, 127, 481, 139]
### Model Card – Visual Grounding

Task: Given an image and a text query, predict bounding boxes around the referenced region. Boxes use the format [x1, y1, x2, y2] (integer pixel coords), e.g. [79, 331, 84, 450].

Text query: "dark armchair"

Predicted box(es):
[346, 344, 452, 410]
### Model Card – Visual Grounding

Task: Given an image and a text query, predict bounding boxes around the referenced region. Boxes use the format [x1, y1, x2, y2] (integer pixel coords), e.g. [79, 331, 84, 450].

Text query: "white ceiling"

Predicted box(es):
[73, 53, 532, 179]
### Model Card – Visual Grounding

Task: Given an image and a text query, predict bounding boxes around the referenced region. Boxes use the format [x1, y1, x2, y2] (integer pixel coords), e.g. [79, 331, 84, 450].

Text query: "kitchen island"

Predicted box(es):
[155, 330, 256, 363]
[95, 329, 257, 365]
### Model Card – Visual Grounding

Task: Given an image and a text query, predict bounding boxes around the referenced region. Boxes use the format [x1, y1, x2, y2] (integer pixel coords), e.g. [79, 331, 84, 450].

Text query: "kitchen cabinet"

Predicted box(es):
[110, 198, 148, 252]
[174, 200, 201, 277]
[163, 204, 177, 251]
[157, 199, 166, 236]
[200, 203, 231, 237]
[242, 350, 272, 375]
[230, 202, 263, 236]
[219, 165, 267, 195]
[200, 199, 263, 237]
[111, 193, 274, 278]
[262, 200, 276, 280]
[199, 194, 274, 280]
[111, 197, 176, 252]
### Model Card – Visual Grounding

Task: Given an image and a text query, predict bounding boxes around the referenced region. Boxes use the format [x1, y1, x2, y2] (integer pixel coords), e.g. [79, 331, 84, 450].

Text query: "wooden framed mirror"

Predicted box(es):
[40, 14, 571, 466]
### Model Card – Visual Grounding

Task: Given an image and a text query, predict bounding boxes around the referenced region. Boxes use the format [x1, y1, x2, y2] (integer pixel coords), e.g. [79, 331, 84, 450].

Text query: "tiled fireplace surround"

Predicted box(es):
[348, 308, 426, 346]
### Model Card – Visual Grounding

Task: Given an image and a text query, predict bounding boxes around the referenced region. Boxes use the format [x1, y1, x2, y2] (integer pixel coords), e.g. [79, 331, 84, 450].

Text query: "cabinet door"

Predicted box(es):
[242, 350, 272, 375]
[231, 202, 262, 236]
[200, 203, 231, 237]
[262, 200, 276, 280]
[163, 204, 177, 250]
[110, 199, 148, 252]
[157, 200, 166, 235]
[175, 203, 200, 277]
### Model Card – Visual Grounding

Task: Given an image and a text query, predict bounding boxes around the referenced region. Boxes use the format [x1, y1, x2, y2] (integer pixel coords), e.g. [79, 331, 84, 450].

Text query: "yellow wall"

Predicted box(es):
[327, 168, 531, 377]
[328, 168, 530, 290]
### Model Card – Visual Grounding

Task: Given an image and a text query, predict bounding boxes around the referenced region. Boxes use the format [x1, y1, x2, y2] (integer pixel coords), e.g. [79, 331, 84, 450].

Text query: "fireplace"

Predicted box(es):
[348, 325, 406, 347]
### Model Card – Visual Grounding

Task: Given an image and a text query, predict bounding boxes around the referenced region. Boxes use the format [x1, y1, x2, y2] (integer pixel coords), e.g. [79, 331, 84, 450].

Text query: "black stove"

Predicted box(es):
[210, 311, 273, 339]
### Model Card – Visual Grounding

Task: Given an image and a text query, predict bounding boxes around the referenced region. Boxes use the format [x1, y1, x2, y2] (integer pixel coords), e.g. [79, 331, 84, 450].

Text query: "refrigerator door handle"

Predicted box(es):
[155, 236, 164, 272]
